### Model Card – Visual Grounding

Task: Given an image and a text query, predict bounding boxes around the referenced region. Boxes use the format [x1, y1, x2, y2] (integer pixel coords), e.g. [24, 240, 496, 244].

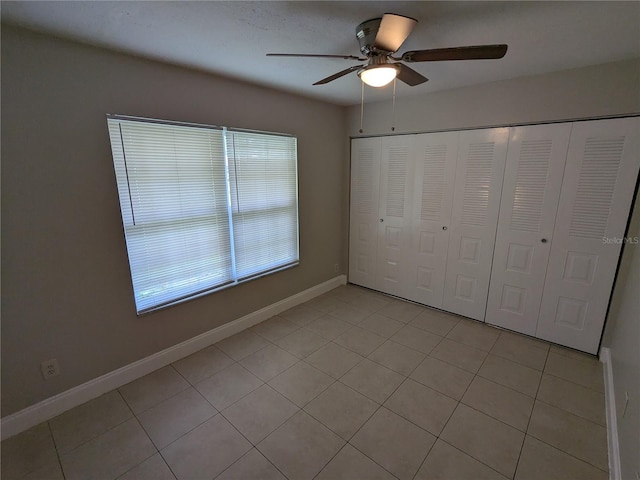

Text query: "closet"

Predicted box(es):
[349, 117, 639, 354]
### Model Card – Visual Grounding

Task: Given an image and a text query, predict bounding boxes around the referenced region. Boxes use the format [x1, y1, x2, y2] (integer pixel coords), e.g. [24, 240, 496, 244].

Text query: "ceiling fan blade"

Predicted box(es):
[396, 63, 428, 86]
[374, 13, 418, 53]
[267, 53, 365, 61]
[313, 65, 362, 85]
[402, 44, 508, 62]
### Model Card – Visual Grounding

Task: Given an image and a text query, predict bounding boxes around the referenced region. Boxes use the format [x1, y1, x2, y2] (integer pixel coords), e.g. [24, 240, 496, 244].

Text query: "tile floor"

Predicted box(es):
[1, 285, 609, 480]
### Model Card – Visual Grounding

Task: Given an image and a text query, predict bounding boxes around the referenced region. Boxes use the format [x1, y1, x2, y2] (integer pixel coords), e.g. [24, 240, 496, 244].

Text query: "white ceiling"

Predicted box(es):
[2, 1, 639, 106]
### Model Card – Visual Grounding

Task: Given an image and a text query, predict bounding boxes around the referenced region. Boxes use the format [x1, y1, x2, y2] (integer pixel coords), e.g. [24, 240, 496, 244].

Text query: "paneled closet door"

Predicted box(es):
[536, 117, 640, 354]
[405, 131, 459, 307]
[443, 128, 509, 321]
[486, 124, 572, 335]
[349, 137, 381, 289]
[375, 135, 415, 297]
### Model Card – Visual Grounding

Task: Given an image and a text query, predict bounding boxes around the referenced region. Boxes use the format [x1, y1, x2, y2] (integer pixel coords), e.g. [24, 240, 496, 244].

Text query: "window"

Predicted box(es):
[107, 115, 299, 313]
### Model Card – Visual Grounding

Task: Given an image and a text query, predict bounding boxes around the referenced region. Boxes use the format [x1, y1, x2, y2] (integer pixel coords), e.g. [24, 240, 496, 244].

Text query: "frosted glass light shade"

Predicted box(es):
[358, 66, 398, 87]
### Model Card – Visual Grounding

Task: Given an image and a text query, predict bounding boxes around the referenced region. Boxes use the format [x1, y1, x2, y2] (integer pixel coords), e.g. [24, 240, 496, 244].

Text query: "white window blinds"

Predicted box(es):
[107, 116, 299, 314]
[227, 130, 299, 279]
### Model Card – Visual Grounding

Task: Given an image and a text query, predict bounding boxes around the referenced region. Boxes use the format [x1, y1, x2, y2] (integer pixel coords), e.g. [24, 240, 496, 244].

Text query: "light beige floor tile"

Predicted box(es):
[216, 448, 286, 480]
[326, 302, 370, 324]
[390, 325, 442, 354]
[49, 390, 132, 454]
[195, 362, 263, 411]
[441, 404, 524, 478]
[20, 461, 65, 480]
[279, 304, 323, 327]
[334, 326, 386, 356]
[410, 356, 474, 400]
[359, 313, 404, 338]
[461, 376, 534, 431]
[117, 453, 175, 480]
[268, 361, 334, 407]
[378, 299, 425, 323]
[304, 341, 364, 378]
[60, 418, 156, 480]
[222, 385, 299, 444]
[528, 400, 608, 471]
[415, 439, 508, 480]
[327, 284, 365, 303]
[346, 290, 392, 314]
[544, 351, 605, 392]
[215, 330, 270, 361]
[315, 444, 396, 480]
[251, 315, 299, 342]
[369, 340, 426, 375]
[537, 373, 606, 425]
[305, 294, 349, 314]
[384, 378, 457, 435]
[161, 414, 251, 480]
[257, 411, 344, 480]
[478, 354, 542, 397]
[490, 332, 549, 371]
[515, 435, 608, 480]
[0, 422, 59, 480]
[340, 358, 405, 403]
[410, 309, 460, 336]
[550, 344, 599, 363]
[304, 382, 378, 440]
[137, 387, 216, 449]
[172, 344, 234, 384]
[431, 338, 488, 373]
[119, 366, 190, 415]
[446, 319, 500, 351]
[239, 344, 299, 381]
[305, 314, 352, 340]
[274, 327, 329, 358]
[350, 407, 435, 480]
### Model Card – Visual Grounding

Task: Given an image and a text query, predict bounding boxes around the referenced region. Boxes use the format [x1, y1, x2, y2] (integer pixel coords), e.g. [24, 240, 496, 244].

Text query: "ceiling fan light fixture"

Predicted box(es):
[358, 65, 398, 87]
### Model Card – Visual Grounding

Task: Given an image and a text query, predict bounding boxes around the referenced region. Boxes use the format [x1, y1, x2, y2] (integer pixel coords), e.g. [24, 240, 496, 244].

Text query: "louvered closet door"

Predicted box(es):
[486, 124, 571, 335]
[375, 135, 415, 297]
[349, 137, 382, 289]
[405, 131, 459, 307]
[536, 117, 640, 354]
[443, 128, 509, 321]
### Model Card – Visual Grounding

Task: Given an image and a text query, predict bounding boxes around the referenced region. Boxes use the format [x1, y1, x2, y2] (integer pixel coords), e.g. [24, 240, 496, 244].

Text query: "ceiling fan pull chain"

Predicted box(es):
[391, 77, 397, 132]
[359, 81, 365, 133]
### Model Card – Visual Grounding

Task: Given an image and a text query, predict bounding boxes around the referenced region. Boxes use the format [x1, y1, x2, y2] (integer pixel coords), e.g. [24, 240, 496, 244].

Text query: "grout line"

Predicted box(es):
[46, 420, 67, 480]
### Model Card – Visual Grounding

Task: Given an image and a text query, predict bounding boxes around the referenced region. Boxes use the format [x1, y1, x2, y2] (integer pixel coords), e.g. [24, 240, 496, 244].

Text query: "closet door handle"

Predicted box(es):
[442, 226, 448, 231]
[380, 219, 384, 223]
[541, 238, 548, 243]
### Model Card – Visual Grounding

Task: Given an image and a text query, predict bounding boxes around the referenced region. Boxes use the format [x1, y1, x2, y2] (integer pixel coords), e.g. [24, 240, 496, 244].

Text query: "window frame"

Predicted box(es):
[107, 114, 300, 314]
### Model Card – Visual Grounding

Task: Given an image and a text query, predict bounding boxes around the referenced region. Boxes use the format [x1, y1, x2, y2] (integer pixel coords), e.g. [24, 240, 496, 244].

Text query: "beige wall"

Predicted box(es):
[0, 26, 348, 416]
[602, 192, 640, 480]
[347, 58, 640, 136]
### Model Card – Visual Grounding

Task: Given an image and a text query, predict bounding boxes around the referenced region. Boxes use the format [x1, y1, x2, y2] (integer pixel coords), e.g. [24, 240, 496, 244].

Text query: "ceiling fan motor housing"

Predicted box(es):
[356, 17, 385, 55]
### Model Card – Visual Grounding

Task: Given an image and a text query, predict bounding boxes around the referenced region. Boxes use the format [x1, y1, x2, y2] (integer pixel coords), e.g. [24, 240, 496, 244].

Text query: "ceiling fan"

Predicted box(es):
[267, 13, 508, 88]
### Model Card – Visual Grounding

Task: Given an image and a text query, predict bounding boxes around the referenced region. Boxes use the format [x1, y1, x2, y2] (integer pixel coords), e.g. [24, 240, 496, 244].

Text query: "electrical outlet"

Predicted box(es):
[41, 359, 60, 379]
[334, 263, 339, 273]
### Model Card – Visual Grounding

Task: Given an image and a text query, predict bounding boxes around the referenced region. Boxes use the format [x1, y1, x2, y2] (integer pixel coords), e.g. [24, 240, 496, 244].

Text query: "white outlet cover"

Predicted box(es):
[41, 359, 60, 379]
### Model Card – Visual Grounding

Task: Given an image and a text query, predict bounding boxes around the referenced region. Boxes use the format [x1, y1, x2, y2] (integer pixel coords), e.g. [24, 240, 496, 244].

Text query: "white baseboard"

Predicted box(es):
[599, 347, 622, 480]
[1, 275, 347, 440]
